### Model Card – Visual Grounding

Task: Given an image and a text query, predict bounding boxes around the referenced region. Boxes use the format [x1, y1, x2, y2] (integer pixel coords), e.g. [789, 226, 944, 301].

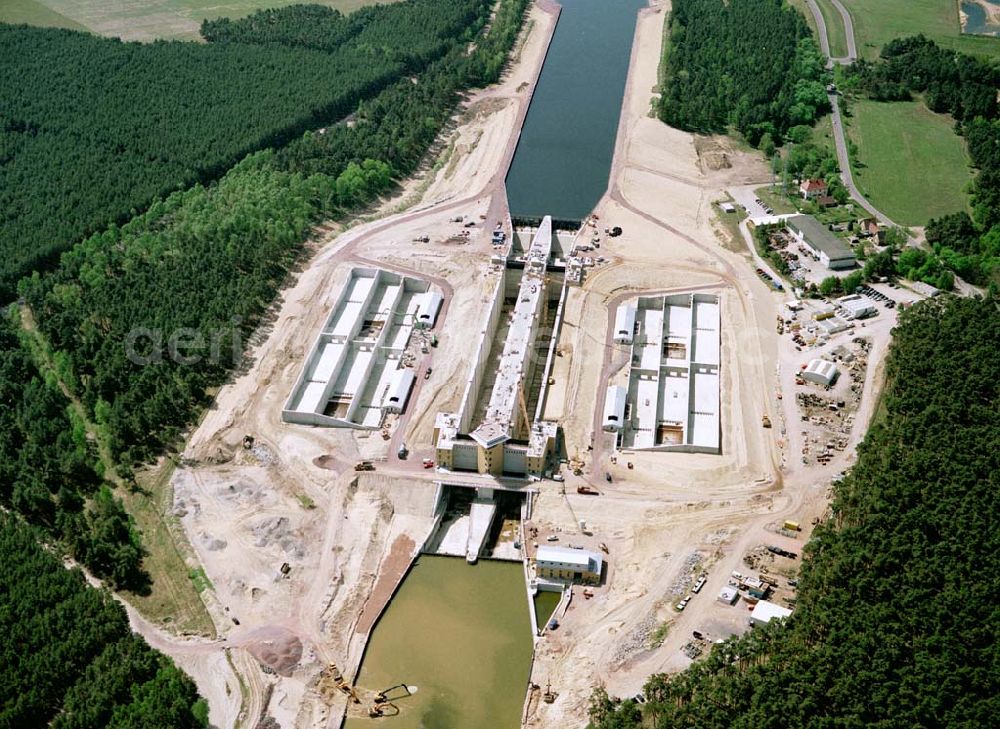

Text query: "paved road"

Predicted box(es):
[806, 0, 897, 227]
[805, 0, 856, 66]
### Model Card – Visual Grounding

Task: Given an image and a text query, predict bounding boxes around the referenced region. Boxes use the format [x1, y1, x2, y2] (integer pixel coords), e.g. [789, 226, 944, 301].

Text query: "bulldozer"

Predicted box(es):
[761, 414, 772, 429]
[242, 434, 255, 449]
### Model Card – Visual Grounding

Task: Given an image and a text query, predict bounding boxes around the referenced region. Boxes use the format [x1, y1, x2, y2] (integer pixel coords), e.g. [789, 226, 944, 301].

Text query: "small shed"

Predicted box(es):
[750, 600, 792, 627]
[719, 201, 736, 213]
[802, 358, 839, 386]
[718, 586, 739, 605]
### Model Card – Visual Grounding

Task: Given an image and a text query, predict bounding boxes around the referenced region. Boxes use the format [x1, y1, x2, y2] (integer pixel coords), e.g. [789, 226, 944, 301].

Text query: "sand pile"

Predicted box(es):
[242, 626, 304, 677]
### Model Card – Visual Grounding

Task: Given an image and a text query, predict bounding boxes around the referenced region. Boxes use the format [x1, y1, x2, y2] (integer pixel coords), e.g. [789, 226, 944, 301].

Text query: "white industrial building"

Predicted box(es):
[802, 358, 839, 386]
[381, 368, 415, 414]
[614, 292, 722, 453]
[535, 545, 603, 584]
[433, 217, 561, 477]
[602, 385, 627, 432]
[613, 302, 637, 344]
[787, 215, 856, 270]
[837, 294, 875, 320]
[282, 268, 439, 428]
[415, 290, 443, 329]
[750, 600, 792, 627]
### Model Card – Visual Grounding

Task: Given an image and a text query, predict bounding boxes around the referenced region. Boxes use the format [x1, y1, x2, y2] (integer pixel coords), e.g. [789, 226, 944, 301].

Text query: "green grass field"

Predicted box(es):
[816, 0, 850, 57]
[847, 99, 973, 225]
[840, 0, 1000, 59]
[0, 0, 86, 30]
[2, 0, 391, 40]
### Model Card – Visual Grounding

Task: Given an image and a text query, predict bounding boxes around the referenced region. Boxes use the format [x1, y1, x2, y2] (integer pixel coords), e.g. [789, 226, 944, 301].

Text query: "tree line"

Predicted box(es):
[0, 513, 205, 729]
[20, 0, 530, 469]
[658, 0, 828, 148]
[590, 294, 1000, 728]
[847, 35, 1000, 288]
[0, 316, 146, 589]
[0, 0, 489, 299]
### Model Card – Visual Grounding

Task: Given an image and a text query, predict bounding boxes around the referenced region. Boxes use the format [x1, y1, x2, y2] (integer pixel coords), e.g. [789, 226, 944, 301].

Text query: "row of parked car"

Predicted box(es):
[858, 284, 896, 309]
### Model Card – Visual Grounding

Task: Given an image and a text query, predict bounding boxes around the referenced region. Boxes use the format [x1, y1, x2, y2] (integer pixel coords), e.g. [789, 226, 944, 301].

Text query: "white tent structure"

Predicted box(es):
[602, 386, 627, 432]
[802, 358, 839, 386]
[381, 368, 415, 414]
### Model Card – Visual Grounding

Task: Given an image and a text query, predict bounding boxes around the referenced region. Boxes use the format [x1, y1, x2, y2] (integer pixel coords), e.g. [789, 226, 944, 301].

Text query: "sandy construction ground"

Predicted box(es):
[122, 2, 899, 727]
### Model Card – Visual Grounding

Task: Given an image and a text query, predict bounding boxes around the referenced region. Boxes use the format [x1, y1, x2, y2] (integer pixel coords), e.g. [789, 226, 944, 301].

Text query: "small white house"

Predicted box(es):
[613, 303, 637, 344]
[381, 368, 415, 414]
[415, 290, 443, 329]
[750, 600, 792, 627]
[602, 385, 627, 432]
[802, 358, 839, 386]
[535, 545, 603, 584]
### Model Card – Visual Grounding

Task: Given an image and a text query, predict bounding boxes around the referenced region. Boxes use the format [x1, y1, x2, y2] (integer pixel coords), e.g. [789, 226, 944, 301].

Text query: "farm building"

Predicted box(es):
[535, 545, 603, 585]
[787, 215, 856, 270]
[602, 385, 627, 432]
[802, 358, 839, 386]
[750, 600, 792, 627]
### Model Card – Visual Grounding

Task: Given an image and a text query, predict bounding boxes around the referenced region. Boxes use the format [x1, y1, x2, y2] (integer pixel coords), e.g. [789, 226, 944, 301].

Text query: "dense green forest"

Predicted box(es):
[0, 0, 489, 299]
[848, 36, 1000, 287]
[0, 317, 145, 588]
[658, 0, 827, 146]
[21, 0, 530, 468]
[0, 513, 204, 728]
[590, 295, 1000, 728]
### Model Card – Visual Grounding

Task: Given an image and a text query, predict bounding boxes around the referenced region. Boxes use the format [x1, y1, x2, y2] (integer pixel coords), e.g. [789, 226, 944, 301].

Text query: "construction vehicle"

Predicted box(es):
[761, 414, 772, 428]
[783, 520, 801, 531]
[242, 434, 255, 449]
[354, 461, 375, 472]
[599, 542, 609, 554]
[577, 485, 600, 495]
[412, 235, 429, 243]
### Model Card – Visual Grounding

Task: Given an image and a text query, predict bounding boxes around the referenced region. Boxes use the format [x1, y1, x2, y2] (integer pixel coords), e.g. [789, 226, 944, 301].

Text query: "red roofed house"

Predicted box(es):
[799, 178, 827, 200]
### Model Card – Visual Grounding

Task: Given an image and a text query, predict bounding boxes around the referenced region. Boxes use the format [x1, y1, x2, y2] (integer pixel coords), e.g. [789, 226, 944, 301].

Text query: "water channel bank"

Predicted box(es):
[505, 0, 646, 221]
[345, 556, 533, 728]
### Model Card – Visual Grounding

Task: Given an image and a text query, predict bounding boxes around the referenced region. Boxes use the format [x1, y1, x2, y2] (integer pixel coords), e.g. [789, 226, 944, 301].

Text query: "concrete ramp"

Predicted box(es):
[466, 494, 498, 563]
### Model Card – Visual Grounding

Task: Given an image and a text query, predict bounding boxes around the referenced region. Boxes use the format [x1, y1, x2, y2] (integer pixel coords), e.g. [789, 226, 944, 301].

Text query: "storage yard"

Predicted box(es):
[128, 4, 906, 728]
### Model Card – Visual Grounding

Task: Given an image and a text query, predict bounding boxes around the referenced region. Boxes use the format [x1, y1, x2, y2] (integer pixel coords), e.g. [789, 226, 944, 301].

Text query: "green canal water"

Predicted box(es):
[505, 0, 646, 221]
[346, 556, 533, 729]
[533, 589, 562, 629]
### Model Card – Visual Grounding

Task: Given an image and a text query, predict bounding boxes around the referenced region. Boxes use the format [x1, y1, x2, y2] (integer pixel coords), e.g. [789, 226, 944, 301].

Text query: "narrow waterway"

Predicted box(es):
[505, 0, 646, 221]
[346, 556, 532, 729]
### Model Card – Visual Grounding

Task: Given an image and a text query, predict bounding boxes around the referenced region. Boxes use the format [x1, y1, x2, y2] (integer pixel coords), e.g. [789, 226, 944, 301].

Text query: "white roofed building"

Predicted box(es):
[415, 290, 443, 329]
[602, 385, 627, 432]
[535, 545, 603, 585]
[381, 368, 415, 414]
[802, 358, 839, 386]
[613, 302, 637, 344]
[750, 600, 792, 627]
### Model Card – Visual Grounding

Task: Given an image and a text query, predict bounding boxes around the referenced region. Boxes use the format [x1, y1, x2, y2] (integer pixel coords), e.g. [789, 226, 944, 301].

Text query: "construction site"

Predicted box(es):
[128, 4, 910, 729]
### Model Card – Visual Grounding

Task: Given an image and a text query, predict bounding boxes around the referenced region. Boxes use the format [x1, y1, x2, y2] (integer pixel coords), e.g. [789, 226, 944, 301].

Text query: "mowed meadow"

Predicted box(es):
[0, 0, 395, 40]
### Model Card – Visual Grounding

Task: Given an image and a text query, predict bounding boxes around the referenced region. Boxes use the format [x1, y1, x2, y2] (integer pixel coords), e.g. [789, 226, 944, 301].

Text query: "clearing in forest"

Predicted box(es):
[839, 0, 1000, 59]
[846, 98, 973, 225]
